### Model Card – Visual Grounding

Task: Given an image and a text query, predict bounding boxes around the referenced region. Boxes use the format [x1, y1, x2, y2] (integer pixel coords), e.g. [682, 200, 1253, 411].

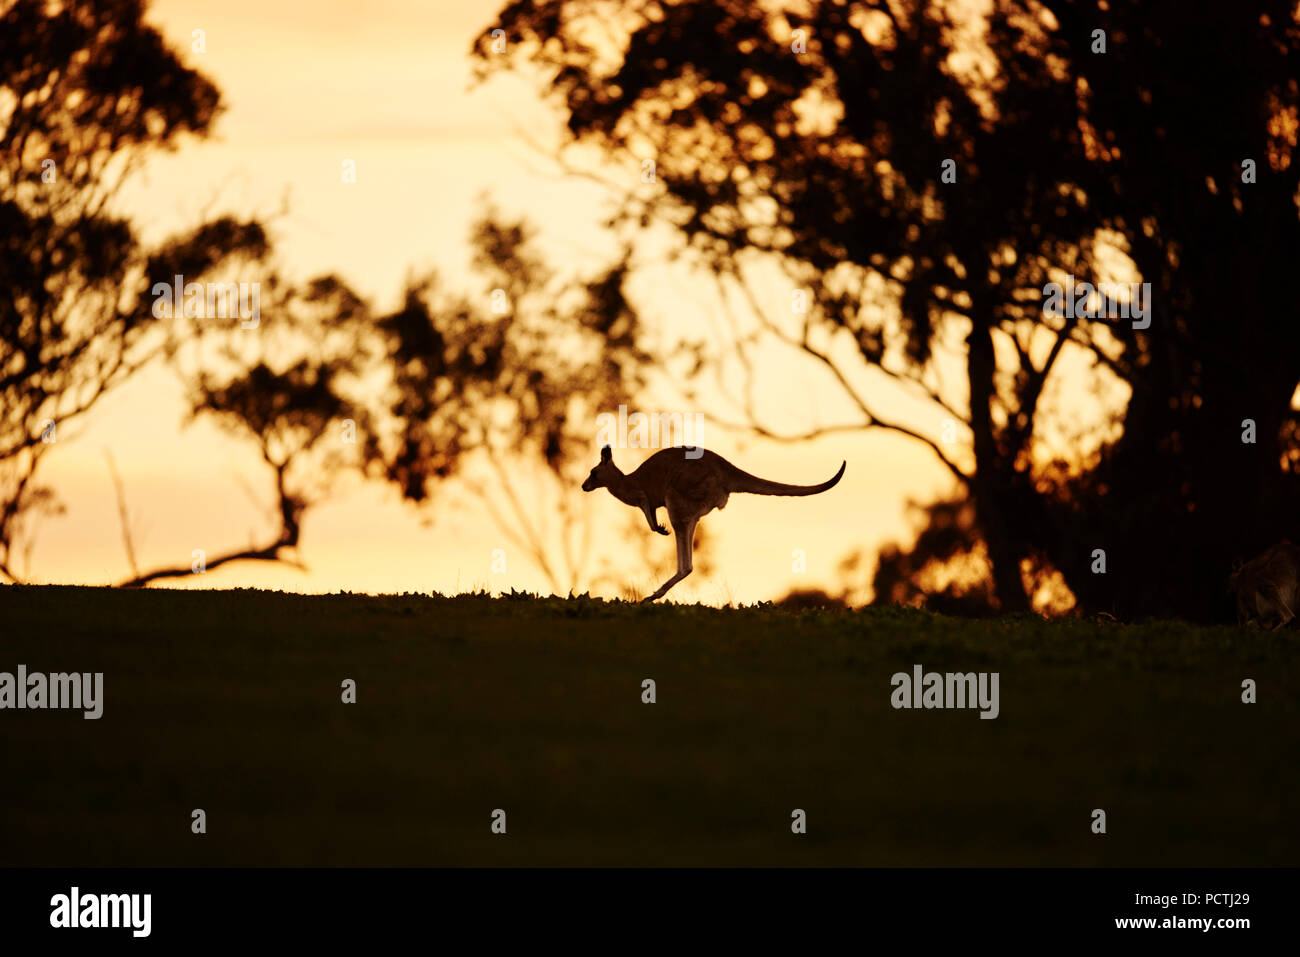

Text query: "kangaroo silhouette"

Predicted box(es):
[581, 445, 846, 602]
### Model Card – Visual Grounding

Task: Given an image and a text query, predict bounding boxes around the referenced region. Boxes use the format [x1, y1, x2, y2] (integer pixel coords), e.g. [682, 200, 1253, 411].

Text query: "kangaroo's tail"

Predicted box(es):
[726, 460, 846, 496]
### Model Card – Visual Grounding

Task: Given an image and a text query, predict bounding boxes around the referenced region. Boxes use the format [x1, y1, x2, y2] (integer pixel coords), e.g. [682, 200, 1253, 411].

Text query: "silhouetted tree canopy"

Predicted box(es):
[0, 0, 266, 578]
[1, 0, 650, 588]
[118, 208, 649, 587]
[480, 0, 1300, 619]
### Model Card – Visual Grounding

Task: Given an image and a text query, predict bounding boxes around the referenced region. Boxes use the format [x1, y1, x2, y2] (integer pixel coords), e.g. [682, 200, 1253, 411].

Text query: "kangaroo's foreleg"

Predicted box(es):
[643, 516, 698, 603]
[637, 493, 669, 536]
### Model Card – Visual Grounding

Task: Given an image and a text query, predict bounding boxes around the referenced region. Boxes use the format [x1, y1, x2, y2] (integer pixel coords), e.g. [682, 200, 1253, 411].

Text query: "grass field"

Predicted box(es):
[0, 585, 1296, 866]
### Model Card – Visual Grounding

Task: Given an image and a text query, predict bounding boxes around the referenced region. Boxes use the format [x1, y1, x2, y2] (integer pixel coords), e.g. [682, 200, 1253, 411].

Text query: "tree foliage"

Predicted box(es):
[1, 0, 650, 589]
[480, 0, 1300, 618]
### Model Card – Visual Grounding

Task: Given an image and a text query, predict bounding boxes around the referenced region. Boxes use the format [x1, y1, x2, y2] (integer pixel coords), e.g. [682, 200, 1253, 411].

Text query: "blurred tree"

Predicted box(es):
[117, 207, 652, 590]
[0, 0, 266, 579]
[362, 208, 651, 594]
[117, 272, 374, 585]
[1035, 1, 1300, 619]
[0, 0, 653, 593]
[478, 0, 1300, 618]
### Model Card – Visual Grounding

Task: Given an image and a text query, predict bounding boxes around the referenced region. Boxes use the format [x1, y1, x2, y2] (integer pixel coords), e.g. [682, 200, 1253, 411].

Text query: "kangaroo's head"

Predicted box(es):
[581, 445, 619, 491]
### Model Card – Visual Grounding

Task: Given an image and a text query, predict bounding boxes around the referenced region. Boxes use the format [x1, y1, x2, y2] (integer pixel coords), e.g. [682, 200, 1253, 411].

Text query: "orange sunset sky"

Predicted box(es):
[16, 0, 1034, 604]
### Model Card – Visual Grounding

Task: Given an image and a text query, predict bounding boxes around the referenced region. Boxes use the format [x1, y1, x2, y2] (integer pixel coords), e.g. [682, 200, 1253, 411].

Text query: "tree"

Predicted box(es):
[1033, 1, 1300, 618]
[0, 0, 266, 579]
[117, 270, 372, 585]
[114, 207, 653, 590]
[380, 210, 650, 594]
[0, 0, 654, 592]
[479, 0, 1300, 618]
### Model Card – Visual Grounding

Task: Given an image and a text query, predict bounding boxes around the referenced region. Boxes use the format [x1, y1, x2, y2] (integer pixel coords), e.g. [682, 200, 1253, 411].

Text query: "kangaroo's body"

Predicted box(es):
[1230, 542, 1300, 629]
[582, 446, 846, 602]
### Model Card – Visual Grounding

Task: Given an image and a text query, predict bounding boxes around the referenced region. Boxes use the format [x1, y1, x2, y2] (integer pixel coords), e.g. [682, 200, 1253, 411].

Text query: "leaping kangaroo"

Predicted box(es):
[581, 445, 846, 602]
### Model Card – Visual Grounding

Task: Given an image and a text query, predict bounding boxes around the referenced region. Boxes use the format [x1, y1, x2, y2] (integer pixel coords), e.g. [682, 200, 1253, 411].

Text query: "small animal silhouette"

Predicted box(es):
[581, 445, 846, 602]
[1229, 542, 1300, 629]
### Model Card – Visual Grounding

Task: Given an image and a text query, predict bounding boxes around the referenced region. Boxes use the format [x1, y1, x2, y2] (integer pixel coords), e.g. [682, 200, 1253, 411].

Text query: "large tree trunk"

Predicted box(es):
[967, 306, 1031, 613]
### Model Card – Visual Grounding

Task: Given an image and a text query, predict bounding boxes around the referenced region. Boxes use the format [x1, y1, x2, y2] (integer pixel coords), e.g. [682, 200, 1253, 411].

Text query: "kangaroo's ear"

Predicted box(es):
[600, 444, 612, 462]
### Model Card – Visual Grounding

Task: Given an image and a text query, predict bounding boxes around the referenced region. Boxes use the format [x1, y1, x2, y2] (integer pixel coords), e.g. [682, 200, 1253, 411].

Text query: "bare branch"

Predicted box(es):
[117, 463, 304, 587]
[716, 269, 970, 482]
[103, 450, 140, 580]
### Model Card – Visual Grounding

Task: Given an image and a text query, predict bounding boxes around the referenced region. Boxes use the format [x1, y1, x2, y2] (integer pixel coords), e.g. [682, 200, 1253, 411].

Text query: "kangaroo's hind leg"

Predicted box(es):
[642, 501, 700, 603]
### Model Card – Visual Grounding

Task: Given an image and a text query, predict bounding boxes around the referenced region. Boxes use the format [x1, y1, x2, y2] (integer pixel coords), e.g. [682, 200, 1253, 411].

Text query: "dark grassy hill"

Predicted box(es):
[0, 585, 1294, 865]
